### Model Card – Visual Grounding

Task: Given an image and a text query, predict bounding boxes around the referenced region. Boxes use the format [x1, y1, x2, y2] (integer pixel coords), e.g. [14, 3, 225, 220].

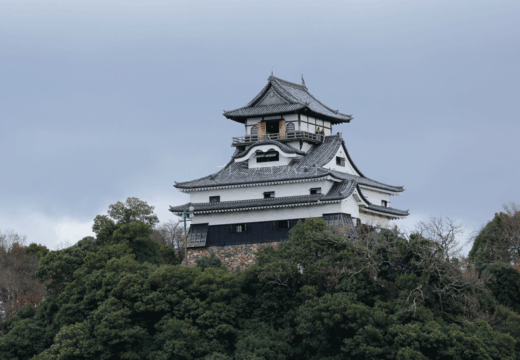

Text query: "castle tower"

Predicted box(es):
[170, 75, 408, 249]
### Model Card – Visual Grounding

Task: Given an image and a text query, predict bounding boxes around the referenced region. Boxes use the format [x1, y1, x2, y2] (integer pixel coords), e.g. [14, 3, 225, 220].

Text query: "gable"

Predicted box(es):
[323, 144, 360, 176]
[257, 90, 288, 106]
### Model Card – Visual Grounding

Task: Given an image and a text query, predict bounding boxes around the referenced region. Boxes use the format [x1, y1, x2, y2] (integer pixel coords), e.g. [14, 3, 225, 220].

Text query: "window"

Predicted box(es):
[266, 120, 279, 134]
[323, 213, 354, 227]
[336, 156, 345, 166]
[230, 223, 248, 233]
[273, 220, 289, 230]
[310, 187, 322, 195]
[209, 196, 220, 203]
[264, 191, 275, 199]
[381, 200, 388, 207]
[250, 124, 258, 136]
[278, 220, 289, 229]
[286, 122, 295, 133]
[257, 151, 279, 163]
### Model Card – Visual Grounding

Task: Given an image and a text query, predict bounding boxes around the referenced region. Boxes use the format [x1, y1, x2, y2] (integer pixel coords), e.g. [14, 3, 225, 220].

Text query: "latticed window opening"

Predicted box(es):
[323, 213, 354, 227]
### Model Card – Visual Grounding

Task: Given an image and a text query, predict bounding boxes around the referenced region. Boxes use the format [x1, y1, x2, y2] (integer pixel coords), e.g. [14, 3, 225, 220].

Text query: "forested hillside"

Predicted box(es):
[2, 198, 520, 360]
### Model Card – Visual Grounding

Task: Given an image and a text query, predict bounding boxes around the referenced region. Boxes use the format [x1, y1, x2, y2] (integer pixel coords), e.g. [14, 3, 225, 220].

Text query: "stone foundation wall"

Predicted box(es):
[359, 212, 390, 227]
[186, 243, 279, 271]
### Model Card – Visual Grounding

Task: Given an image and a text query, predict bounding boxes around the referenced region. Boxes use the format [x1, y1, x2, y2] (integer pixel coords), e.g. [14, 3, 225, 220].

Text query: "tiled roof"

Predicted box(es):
[170, 178, 408, 218]
[174, 135, 404, 193]
[170, 179, 356, 214]
[364, 204, 410, 217]
[224, 104, 306, 118]
[232, 136, 306, 159]
[224, 76, 352, 123]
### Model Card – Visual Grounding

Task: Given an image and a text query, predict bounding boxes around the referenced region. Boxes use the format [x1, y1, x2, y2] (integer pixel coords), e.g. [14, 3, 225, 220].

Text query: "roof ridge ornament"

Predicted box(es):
[301, 74, 305, 86]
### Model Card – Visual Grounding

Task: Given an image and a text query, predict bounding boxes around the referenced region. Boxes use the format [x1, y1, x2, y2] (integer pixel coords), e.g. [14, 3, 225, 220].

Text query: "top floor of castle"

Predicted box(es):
[224, 74, 353, 147]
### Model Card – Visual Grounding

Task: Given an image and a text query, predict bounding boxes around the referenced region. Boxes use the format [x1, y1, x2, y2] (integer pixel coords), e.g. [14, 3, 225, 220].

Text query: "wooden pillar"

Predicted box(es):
[279, 120, 286, 140]
[258, 122, 266, 140]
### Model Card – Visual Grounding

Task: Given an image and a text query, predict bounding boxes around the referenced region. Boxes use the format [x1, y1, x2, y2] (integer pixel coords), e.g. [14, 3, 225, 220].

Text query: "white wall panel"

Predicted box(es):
[189, 179, 335, 203]
[360, 188, 390, 207]
[323, 145, 359, 175]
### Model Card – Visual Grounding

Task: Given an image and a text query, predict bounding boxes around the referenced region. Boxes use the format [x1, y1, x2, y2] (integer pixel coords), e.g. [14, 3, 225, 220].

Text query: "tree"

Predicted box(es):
[0, 231, 47, 322]
[152, 220, 186, 264]
[469, 204, 520, 265]
[415, 217, 463, 260]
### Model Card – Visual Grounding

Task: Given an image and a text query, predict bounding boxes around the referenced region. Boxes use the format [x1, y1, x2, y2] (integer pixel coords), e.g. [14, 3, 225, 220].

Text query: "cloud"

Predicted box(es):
[0, 207, 94, 250]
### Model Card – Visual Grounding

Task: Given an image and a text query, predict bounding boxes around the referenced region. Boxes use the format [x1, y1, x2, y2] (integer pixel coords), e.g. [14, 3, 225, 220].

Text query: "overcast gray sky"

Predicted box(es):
[1, 0, 519, 251]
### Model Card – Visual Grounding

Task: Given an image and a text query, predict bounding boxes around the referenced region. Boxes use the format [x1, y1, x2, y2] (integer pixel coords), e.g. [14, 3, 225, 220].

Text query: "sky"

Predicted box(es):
[1, 0, 519, 252]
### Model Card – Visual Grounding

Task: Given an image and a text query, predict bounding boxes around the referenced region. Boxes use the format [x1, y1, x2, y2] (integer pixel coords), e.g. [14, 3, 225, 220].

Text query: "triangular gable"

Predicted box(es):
[246, 81, 296, 108]
[257, 88, 289, 106]
[323, 142, 361, 176]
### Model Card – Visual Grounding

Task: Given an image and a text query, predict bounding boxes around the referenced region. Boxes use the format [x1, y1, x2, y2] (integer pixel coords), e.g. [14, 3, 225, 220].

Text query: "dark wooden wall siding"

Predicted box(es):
[205, 218, 306, 247]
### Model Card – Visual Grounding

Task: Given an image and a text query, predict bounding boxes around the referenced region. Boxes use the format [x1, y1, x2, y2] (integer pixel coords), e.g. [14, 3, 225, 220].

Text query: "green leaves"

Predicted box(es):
[3, 200, 520, 359]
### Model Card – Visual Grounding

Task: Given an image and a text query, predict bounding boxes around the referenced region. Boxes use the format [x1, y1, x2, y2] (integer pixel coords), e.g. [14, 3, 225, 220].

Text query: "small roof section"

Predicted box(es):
[224, 75, 353, 124]
[232, 135, 306, 159]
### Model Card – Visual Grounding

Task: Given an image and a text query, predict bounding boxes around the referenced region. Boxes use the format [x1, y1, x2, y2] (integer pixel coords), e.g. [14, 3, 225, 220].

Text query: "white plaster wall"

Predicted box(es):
[246, 118, 262, 126]
[235, 144, 299, 162]
[323, 145, 359, 175]
[301, 142, 314, 152]
[285, 141, 314, 153]
[360, 188, 390, 207]
[340, 195, 360, 218]
[300, 119, 308, 132]
[248, 153, 293, 168]
[284, 114, 298, 122]
[191, 202, 343, 225]
[189, 179, 335, 203]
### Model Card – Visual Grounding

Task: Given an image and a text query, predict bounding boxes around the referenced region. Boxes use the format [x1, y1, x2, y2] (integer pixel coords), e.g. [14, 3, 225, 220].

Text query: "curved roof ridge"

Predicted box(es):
[338, 138, 405, 192]
[272, 76, 352, 119]
[270, 76, 308, 91]
[232, 137, 306, 159]
[269, 78, 300, 104]
[301, 85, 351, 118]
[365, 204, 410, 217]
[355, 184, 372, 205]
[224, 75, 352, 123]
[245, 81, 272, 107]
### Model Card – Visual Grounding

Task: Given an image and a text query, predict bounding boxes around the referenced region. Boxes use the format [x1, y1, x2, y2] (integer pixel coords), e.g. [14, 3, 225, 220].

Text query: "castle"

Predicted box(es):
[170, 74, 408, 265]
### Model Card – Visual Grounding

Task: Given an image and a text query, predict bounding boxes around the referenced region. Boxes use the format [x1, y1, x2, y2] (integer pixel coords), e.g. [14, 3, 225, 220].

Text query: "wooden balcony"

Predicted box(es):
[232, 131, 324, 147]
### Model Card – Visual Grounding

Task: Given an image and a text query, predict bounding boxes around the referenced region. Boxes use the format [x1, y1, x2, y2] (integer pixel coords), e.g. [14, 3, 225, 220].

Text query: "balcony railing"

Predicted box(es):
[232, 131, 324, 146]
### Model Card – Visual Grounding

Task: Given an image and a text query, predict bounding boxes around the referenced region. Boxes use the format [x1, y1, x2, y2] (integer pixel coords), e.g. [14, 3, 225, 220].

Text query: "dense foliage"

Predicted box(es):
[2, 200, 520, 359]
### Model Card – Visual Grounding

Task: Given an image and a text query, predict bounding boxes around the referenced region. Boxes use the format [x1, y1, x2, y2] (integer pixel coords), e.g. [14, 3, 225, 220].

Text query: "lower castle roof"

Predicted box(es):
[170, 179, 409, 218]
[174, 135, 405, 193]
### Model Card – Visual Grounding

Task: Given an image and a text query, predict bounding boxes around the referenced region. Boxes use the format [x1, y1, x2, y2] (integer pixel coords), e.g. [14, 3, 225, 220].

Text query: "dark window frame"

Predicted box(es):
[381, 200, 388, 207]
[230, 223, 249, 234]
[273, 220, 290, 231]
[265, 120, 280, 134]
[209, 196, 220, 203]
[310, 187, 322, 195]
[257, 151, 279, 163]
[278, 220, 289, 229]
[264, 191, 275, 199]
[336, 156, 346, 167]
